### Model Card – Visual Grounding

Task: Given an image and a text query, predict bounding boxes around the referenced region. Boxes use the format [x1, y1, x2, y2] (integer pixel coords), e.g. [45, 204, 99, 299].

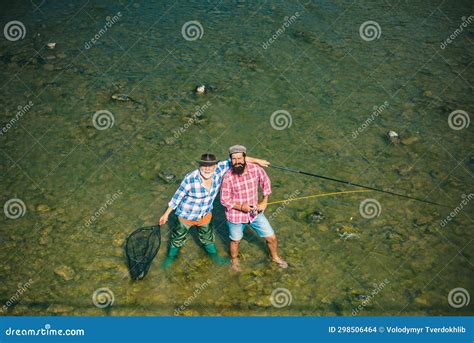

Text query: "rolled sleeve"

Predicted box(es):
[220, 175, 234, 210]
[215, 158, 231, 178]
[258, 166, 272, 196]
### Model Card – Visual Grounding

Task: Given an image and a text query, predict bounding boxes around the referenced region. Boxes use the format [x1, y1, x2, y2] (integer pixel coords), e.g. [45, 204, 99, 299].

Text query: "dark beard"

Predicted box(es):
[232, 162, 246, 175]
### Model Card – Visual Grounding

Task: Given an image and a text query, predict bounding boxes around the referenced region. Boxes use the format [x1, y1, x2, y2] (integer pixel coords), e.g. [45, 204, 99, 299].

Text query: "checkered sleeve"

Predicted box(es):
[257, 165, 272, 196]
[220, 173, 234, 211]
[168, 175, 191, 210]
[215, 158, 231, 178]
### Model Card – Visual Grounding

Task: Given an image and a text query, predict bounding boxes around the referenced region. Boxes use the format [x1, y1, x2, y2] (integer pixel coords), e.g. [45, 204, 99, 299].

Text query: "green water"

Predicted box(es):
[1, 0, 473, 316]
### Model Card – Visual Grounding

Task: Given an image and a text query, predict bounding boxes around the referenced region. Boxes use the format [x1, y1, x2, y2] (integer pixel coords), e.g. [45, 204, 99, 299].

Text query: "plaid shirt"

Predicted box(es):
[168, 159, 231, 221]
[220, 163, 271, 223]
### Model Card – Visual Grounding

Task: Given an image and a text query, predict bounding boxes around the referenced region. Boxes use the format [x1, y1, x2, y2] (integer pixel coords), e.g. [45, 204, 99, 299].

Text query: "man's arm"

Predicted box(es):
[159, 177, 189, 224]
[246, 156, 270, 168]
[256, 167, 272, 213]
[216, 156, 270, 178]
[159, 206, 173, 225]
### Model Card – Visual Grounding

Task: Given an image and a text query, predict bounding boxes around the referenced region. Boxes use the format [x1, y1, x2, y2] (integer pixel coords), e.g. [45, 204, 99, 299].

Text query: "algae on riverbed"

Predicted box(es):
[0, 0, 472, 316]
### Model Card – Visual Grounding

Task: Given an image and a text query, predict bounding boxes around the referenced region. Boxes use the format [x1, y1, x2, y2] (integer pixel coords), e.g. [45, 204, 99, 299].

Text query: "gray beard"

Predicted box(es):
[200, 171, 213, 179]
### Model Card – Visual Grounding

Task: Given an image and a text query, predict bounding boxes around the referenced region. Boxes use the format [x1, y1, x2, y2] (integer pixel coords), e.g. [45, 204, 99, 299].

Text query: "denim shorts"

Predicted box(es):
[227, 213, 275, 241]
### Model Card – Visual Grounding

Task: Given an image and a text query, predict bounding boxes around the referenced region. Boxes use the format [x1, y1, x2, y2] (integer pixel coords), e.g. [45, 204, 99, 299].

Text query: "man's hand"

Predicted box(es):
[239, 204, 253, 213]
[256, 201, 267, 213]
[159, 207, 173, 225]
[253, 158, 270, 168]
[159, 213, 169, 225]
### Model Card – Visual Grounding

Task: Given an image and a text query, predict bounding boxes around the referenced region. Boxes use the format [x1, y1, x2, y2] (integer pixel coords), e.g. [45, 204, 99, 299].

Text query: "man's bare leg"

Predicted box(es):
[230, 240, 242, 272]
[265, 235, 288, 268]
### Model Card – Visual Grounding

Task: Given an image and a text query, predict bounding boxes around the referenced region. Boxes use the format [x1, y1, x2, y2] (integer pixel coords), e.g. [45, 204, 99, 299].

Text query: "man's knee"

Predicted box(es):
[265, 235, 276, 243]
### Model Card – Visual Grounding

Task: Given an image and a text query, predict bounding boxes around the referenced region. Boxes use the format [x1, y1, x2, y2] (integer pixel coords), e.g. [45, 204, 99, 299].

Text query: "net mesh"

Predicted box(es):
[125, 225, 161, 280]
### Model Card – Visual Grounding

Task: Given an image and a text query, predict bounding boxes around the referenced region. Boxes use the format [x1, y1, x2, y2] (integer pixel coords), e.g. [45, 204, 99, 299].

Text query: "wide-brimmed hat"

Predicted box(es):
[197, 153, 218, 166]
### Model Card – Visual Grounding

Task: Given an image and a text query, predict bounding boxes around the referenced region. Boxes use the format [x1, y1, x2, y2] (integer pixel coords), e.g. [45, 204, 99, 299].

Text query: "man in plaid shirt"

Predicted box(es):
[159, 152, 269, 270]
[221, 145, 288, 272]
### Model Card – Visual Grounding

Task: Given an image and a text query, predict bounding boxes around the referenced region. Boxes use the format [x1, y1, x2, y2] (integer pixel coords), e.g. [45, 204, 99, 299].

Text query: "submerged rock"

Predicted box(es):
[36, 204, 50, 213]
[423, 90, 433, 97]
[397, 164, 412, 176]
[339, 232, 360, 240]
[158, 171, 176, 183]
[308, 210, 324, 222]
[337, 225, 361, 240]
[401, 135, 419, 146]
[47, 304, 74, 313]
[43, 64, 54, 71]
[54, 265, 75, 281]
[195, 85, 206, 94]
[387, 130, 400, 144]
[111, 93, 133, 102]
[318, 224, 329, 232]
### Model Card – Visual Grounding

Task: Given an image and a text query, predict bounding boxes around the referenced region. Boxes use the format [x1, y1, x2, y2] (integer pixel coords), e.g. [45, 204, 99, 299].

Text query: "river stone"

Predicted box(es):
[43, 64, 54, 71]
[397, 164, 412, 176]
[54, 265, 75, 281]
[423, 90, 433, 97]
[337, 225, 360, 240]
[414, 296, 429, 306]
[36, 204, 50, 212]
[47, 304, 74, 313]
[158, 171, 176, 183]
[39, 236, 50, 245]
[401, 135, 419, 145]
[318, 224, 329, 232]
[308, 210, 324, 222]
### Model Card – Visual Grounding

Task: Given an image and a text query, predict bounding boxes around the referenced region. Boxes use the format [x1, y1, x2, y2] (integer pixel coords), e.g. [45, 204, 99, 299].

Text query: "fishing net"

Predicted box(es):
[125, 225, 161, 280]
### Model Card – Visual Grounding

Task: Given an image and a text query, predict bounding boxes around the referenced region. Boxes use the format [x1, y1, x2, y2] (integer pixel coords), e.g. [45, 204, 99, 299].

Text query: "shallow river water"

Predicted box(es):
[0, 0, 473, 316]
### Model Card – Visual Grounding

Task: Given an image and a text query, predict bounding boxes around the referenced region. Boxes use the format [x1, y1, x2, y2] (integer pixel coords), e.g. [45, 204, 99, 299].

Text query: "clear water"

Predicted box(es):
[0, 0, 473, 316]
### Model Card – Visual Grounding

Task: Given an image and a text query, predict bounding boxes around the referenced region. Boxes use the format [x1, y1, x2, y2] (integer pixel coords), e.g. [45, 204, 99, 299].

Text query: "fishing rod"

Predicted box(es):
[269, 164, 449, 208]
[266, 189, 370, 206]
